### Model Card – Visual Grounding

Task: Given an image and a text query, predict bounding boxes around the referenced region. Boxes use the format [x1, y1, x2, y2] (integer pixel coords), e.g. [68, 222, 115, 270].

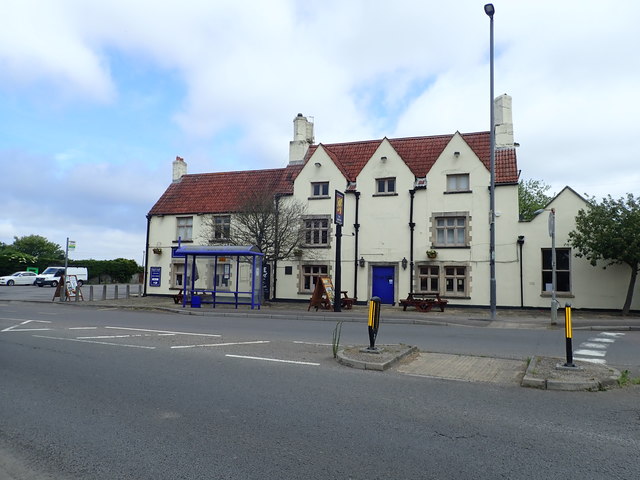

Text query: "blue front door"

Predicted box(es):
[372, 266, 395, 304]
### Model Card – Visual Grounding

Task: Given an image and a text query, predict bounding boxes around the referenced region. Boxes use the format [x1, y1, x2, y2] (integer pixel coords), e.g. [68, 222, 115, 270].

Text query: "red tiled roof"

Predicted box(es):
[307, 131, 518, 184]
[148, 165, 302, 216]
[149, 131, 518, 216]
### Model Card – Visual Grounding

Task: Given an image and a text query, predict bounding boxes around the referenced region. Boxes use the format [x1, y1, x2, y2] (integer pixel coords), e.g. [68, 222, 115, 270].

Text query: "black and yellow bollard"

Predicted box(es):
[367, 296, 381, 351]
[564, 303, 575, 368]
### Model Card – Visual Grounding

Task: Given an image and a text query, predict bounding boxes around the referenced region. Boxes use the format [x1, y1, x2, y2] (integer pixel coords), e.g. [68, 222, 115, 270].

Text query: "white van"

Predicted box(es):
[35, 266, 88, 287]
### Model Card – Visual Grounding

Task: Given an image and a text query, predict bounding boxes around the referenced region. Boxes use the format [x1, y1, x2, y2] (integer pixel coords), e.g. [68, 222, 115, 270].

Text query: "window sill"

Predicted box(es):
[541, 292, 574, 298]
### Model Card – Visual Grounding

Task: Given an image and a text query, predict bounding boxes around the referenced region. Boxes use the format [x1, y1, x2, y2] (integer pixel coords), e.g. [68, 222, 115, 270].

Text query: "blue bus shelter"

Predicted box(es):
[173, 245, 264, 309]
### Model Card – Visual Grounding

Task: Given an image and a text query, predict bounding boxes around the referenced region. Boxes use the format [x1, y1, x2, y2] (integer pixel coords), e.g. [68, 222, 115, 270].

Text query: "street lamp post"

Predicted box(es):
[485, 3, 497, 320]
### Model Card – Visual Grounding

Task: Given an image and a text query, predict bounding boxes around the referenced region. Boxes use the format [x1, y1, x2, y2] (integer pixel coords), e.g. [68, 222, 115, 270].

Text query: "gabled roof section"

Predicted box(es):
[304, 131, 518, 184]
[461, 131, 519, 184]
[305, 139, 383, 180]
[148, 164, 302, 216]
[388, 134, 452, 177]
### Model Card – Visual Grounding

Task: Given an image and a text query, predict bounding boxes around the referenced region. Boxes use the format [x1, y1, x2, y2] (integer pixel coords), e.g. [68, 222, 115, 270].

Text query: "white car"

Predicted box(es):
[0, 271, 38, 286]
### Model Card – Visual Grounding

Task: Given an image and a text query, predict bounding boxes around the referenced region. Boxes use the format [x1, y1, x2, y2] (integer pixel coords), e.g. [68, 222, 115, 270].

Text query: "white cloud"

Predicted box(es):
[2, 0, 640, 263]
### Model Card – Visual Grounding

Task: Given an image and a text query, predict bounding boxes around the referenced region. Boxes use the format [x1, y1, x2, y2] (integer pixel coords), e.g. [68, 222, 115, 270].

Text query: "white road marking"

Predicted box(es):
[104, 326, 220, 337]
[588, 338, 614, 343]
[0, 318, 51, 323]
[1, 320, 52, 332]
[574, 349, 606, 357]
[32, 335, 156, 349]
[77, 334, 145, 339]
[171, 340, 270, 349]
[225, 354, 320, 366]
[574, 332, 625, 365]
[574, 357, 607, 365]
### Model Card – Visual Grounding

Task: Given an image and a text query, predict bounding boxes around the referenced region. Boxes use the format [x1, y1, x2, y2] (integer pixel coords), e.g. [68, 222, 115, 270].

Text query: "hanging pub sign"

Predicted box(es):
[334, 190, 344, 226]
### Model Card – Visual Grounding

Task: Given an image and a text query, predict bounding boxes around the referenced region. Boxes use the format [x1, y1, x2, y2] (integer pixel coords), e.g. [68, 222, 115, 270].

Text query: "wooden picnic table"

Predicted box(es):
[399, 292, 448, 312]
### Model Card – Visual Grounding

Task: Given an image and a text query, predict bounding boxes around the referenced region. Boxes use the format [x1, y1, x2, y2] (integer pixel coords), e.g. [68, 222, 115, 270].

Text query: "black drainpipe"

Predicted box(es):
[352, 191, 361, 301]
[143, 214, 151, 297]
[409, 189, 416, 294]
[517, 235, 525, 308]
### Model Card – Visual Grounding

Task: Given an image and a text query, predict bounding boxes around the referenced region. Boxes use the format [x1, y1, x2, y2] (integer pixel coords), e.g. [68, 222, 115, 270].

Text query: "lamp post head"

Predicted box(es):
[484, 3, 495, 17]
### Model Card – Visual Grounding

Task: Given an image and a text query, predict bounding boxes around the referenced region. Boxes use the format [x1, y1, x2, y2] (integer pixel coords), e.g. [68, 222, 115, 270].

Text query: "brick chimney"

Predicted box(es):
[289, 113, 314, 165]
[172, 156, 187, 182]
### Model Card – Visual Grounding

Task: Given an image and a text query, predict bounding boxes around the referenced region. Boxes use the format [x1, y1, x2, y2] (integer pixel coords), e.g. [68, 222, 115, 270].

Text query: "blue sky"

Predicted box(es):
[1, 0, 639, 263]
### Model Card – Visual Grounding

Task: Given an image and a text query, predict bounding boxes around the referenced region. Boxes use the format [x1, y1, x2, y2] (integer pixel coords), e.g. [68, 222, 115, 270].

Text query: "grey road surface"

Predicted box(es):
[1, 303, 639, 479]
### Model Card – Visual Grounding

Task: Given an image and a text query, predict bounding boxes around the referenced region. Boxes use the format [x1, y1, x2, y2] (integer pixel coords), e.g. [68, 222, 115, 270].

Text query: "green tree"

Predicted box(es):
[519, 179, 553, 221]
[567, 193, 640, 315]
[12, 235, 64, 259]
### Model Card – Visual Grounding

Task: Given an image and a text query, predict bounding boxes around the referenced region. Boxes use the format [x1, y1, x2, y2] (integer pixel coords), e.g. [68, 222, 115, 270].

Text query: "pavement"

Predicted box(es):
[18, 292, 640, 391]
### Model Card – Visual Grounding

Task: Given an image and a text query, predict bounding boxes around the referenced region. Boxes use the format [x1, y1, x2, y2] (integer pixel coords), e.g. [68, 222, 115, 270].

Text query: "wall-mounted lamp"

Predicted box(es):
[401, 257, 408, 270]
[454, 151, 460, 158]
[314, 162, 321, 168]
[359, 257, 365, 268]
[380, 156, 387, 162]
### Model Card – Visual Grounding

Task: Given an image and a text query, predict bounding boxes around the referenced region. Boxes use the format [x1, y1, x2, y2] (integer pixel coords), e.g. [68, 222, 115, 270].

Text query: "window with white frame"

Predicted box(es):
[376, 177, 396, 194]
[418, 265, 439, 293]
[304, 217, 330, 246]
[311, 182, 329, 197]
[301, 264, 328, 292]
[446, 174, 470, 192]
[170, 262, 185, 289]
[176, 216, 193, 241]
[444, 266, 467, 296]
[541, 248, 571, 293]
[434, 214, 468, 247]
[211, 215, 231, 241]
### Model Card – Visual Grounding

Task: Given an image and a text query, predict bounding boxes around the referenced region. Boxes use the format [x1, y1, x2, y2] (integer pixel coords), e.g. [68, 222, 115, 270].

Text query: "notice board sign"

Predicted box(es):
[149, 267, 161, 287]
[52, 275, 83, 301]
[308, 276, 334, 311]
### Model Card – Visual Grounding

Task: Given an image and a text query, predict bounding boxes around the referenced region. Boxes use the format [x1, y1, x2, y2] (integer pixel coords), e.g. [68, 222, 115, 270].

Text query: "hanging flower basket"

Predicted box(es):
[426, 249, 437, 259]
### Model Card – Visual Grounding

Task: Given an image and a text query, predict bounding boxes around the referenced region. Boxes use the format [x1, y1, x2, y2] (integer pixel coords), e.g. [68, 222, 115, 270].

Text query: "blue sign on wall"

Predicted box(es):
[149, 266, 161, 287]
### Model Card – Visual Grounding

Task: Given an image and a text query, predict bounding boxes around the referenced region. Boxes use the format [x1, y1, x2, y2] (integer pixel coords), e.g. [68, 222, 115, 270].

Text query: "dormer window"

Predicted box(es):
[311, 182, 329, 198]
[446, 174, 470, 193]
[376, 177, 396, 195]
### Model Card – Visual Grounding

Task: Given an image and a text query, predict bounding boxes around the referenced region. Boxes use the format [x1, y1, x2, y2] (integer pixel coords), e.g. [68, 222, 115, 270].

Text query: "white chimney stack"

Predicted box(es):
[172, 156, 187, 182]
[289, 113, 314, 165]
[494, 94, 514, 148]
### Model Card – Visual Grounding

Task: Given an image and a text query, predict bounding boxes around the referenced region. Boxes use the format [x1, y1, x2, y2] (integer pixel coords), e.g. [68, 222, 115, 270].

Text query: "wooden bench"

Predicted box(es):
[173, 289, 183, 304]
[399, 292, 448, 312]
[340, 291, 356, 310]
